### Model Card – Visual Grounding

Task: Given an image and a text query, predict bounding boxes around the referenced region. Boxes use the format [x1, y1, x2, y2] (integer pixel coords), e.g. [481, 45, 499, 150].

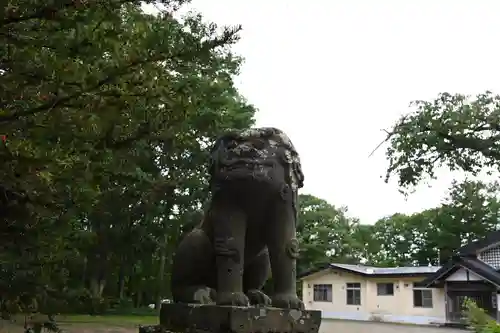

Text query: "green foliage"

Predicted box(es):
[464, 299, 500, 333]
[295, 194, 385, 271]
[105, 299, 156, 316]
[296, 178, 500, 271]
[296, 194, 362, 274]
[4, 1, 500, 322]
[365, 179, 500, 267]
[384, 91, 500, 191]
[1, 0, 254, 320]
[483, 322, 500, 333]
[57, 314, 157, 325]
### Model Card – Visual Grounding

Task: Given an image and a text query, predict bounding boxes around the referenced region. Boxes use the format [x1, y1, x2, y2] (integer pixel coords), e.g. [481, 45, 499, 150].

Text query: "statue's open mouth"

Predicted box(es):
[219, 157, 276, 168]
[219, 161, 278, 176]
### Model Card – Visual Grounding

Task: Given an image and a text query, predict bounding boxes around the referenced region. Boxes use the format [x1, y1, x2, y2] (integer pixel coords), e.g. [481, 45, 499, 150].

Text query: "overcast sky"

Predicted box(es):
[151, 1, 500, 223]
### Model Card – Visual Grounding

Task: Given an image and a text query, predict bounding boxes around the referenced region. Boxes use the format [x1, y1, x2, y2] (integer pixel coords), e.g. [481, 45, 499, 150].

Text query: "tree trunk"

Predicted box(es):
[155, 233, 168, 313]
[82, 257, 87, 286]
[155, 198, 174, 313]
[118, 277, 126, 300]
[88, 252, 108, 299]
[137, 289, 143, 307]
[118, 264, 126, 300]
[89, 276, 106, 298]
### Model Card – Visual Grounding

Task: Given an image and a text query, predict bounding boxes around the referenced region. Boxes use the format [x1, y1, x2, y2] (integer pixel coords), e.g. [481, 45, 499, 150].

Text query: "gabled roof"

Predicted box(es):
[330, 263, 440, 275]
[299, 263, 441, 280]
[421, 255, 500, 288]
[301, 232, 500, 284]
[458, 230, 500, 256]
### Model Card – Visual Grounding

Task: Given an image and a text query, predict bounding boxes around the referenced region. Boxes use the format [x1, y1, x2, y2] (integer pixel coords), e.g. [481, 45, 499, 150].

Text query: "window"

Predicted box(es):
[413, 285, 433, 308]
[346, 283, 361, 305]
[377, 282, 394, 296]
[313, 284, 332, 302]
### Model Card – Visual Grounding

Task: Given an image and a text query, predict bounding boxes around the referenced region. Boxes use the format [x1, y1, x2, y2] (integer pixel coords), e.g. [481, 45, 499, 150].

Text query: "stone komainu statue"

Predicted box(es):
[171, 127, 304, 309]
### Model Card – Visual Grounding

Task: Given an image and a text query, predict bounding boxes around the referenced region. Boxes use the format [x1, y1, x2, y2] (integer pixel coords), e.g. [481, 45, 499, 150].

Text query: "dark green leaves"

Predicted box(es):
[1, 0, 254, 317]
[366, 180, 500, 267]
[384, 91, 500, 191]
[297, 194, 361, 274]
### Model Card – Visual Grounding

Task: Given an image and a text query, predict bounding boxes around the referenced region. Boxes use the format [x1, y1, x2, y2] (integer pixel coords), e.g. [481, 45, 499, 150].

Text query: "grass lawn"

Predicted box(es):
[1, 314, 158, 333]
[57, 314, 158, 327]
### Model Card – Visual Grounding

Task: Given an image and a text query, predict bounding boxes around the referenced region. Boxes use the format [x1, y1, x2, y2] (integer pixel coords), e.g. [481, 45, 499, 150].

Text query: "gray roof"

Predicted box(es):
[330, 263, 441, 275]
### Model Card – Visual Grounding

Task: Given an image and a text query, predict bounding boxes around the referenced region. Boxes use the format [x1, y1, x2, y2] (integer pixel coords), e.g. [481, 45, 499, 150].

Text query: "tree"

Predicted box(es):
[383, 91, 500, 191]
[366, 180, 500, 267]
[0, 0, 255, 318]
[369, 213, 416, 266]
[1, 0, 244, 223]
[348, 223, 380, 265]
[296, 194, 360, 274]
[370, 90, 500, 267]
[433, 180, 500, 263]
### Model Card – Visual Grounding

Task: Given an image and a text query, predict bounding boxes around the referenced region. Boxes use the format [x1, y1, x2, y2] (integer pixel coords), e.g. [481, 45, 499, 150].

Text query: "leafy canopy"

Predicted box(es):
[1, 0, 255, 318]
[384, 91, 500, 190]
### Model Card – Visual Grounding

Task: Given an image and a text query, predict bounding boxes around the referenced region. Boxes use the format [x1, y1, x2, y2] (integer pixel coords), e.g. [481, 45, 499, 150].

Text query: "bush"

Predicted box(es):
[464, 298, 500, 333]
[105, 306, 156, 316]
[107, 298, 134, 312]
[484, 321, 500, 333]
[104, 298, 155, 316]
[59, 289, 110, 315]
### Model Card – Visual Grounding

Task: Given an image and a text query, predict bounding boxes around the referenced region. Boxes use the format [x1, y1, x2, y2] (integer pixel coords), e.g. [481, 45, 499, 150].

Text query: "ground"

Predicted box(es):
[320, 319, 465, 333]
[0, 315, 157, 333]
[0, 315, 466, 333]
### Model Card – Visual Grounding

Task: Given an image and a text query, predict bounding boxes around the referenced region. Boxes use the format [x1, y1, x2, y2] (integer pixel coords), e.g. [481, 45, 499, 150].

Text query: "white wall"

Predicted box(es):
[302, 269, 446, 325]
[446, 267, 482, 281]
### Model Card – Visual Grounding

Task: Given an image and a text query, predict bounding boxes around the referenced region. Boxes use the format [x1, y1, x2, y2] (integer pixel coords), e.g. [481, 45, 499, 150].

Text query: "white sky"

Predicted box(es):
[148, 1, 500, 223]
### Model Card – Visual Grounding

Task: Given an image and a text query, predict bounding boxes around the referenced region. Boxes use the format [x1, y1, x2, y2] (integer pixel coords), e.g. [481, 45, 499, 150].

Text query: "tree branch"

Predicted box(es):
[432, 129, 500, 160]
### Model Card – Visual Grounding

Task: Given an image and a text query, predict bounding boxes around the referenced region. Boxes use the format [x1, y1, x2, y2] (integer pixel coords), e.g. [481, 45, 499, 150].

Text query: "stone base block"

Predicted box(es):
[160, 303, 322, 333]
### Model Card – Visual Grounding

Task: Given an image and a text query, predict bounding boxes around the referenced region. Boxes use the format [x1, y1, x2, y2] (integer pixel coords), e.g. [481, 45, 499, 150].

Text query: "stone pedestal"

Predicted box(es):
[159, 303, 322, 333]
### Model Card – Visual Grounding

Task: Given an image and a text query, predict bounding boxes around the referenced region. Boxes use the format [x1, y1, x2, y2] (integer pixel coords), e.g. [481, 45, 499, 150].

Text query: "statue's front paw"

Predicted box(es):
[246, 289, 272, 307]
[192, 287, 216, 304]
[271, 294, 304, 310]
[216, 291, 249, 306]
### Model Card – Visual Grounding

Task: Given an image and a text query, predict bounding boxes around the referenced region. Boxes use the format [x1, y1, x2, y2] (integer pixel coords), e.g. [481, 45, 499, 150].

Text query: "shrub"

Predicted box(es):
[108, 298, 134, 312]
[483, 321, 500, 333]
[464, 298, 500, 333]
